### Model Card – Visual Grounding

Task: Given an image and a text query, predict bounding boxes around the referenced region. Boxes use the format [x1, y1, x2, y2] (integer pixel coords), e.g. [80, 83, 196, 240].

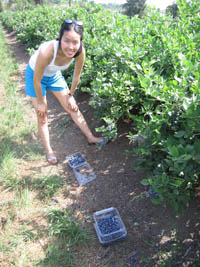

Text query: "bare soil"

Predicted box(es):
[3, 29, 200, 267]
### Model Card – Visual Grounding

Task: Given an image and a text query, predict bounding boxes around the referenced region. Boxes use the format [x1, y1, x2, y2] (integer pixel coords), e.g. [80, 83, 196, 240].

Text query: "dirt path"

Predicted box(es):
[3, 29, 200, 266]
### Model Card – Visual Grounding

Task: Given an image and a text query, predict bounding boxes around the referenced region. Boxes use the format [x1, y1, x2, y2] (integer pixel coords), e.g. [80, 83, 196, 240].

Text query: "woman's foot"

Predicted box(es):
[46, 152, 58, 165]
[88, 137, 107, 146]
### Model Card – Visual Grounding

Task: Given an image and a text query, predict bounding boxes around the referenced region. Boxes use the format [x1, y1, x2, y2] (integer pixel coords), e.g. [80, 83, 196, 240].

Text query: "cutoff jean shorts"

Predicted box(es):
[25, 64, 68, 97]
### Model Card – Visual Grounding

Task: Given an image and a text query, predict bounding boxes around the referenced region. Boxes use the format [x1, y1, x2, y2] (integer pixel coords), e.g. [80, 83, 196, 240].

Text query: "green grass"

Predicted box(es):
[47, 208, 88, 242]
[32, 175, 65, 200]
[36, 207, 89, 267]
[0, 23, 89, 266]
[0, 26, 36, 187]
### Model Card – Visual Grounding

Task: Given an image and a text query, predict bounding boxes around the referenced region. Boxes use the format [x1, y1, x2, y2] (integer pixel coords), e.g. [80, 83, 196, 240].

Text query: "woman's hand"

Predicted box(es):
[36, 102, 47, 118]
[66, 95, 78, 112]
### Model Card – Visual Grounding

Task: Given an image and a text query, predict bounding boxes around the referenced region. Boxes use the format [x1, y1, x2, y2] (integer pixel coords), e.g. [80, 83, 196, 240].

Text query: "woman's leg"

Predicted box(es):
[52, 90, 102, 143]
[31, 97, 57, 163]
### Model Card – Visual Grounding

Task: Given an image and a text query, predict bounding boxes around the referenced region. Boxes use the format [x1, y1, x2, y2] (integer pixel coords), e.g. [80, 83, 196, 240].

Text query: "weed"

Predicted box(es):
[36, 207, 89, 266]
[39, 241, 76, 267]
[19, 222, 36, 242]
[33, 175, 64, 200]
[16, 187, 33, 209]
[47, 207, 88, 245]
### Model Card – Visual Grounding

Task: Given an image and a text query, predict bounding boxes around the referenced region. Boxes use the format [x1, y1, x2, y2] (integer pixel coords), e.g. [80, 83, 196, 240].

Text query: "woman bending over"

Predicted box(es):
[25, 19, 105, 164]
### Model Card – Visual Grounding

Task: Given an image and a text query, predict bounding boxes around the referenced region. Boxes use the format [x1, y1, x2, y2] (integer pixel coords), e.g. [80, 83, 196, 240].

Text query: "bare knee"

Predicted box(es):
[37, 114, 48, 126]
[65, 106, 79, 116]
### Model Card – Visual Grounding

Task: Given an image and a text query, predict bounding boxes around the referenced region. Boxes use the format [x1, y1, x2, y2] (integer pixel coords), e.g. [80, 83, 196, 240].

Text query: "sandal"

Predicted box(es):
[46, 153, 58, 165]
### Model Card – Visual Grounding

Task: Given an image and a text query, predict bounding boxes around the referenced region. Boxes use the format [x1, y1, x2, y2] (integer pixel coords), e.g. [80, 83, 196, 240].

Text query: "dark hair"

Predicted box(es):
[57, 20, 84, 58]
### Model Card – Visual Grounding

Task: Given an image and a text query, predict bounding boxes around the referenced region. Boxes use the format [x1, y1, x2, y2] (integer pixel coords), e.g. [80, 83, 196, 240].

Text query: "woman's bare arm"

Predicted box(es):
[70, 46, 85, 95]
[34, 43, 54, 104]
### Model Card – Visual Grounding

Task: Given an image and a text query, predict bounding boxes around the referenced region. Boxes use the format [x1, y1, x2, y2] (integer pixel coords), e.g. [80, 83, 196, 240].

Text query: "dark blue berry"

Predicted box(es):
[68, 153, 85, 167]
[97, 215, 120, 235]
[130, 256, 136, 264]
[97, 215, 124, 242]
[149, 187, 159, 198]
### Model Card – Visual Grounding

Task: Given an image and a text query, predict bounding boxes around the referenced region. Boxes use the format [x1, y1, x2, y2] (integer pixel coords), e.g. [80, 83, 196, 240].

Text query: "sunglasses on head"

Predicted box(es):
[64, 19, 83, 26]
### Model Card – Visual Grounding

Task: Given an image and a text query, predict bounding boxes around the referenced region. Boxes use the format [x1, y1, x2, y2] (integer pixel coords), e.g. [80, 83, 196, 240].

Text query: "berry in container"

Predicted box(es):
[66, 152, 86, 168]
[93, 207, 127, 246]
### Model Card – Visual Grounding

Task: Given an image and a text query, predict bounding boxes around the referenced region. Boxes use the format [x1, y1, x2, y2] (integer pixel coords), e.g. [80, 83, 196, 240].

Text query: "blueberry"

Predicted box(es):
[97, 215, 121, 238]
[69, 153, 85, 167]
[130, 256, 136, 264]
[149, 187, 159, 198]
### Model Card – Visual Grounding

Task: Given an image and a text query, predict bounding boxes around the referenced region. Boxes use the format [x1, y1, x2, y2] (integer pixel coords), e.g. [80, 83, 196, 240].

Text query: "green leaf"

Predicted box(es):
[136, 63, 142, 71]
[178, 154, 192, 161]
[168, 146, 179, 157]
[141, 179, 149, 186]
[169, 179, 183, 187]
[174, 131, 185, 138]
[151, 198, 161, 205]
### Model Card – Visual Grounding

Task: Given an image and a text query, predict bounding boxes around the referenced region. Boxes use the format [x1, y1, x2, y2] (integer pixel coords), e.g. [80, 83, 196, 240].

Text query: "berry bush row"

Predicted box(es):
[1, 0, 200, 212]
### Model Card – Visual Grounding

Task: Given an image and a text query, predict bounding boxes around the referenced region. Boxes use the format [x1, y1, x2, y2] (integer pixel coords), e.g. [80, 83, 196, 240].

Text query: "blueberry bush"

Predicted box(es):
[1, 0, 200, 212]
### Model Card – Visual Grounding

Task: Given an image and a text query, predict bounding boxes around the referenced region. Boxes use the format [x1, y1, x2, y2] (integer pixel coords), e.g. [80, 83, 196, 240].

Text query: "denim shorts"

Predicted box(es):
[25, 64, 68, 97]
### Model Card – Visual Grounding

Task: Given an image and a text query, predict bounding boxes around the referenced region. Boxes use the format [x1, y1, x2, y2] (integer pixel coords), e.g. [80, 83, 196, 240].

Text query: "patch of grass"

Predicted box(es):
[33, 175, 65, 200]
[0, 145, 19, 188]
[38, 240, 76, 267]
[18, 222, 37, 242]
[37, 207, 89, 267]
[0, 25, 38, 191]
[16, 187, 33, 209]
[21, 142, 44, 161]
[47, 208, 88, 244]
[0, 225, 37, 267]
